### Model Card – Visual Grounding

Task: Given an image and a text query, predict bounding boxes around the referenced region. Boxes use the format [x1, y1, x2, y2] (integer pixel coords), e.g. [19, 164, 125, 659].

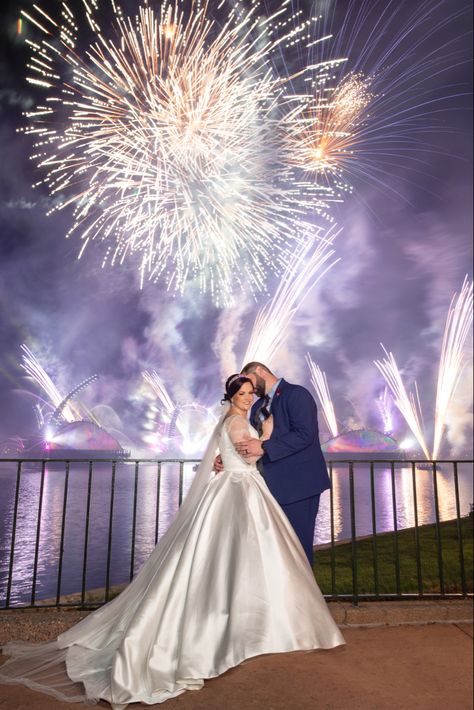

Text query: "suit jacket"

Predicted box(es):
[250, 379, 330, 505]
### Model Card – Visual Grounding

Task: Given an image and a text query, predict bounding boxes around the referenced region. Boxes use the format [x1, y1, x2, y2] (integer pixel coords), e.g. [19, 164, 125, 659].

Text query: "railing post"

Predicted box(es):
[31, 460, 46, 605]
[432, 461, 445, 596]
[369, 461, 379, 598]
[81, 461, 94, 608]
[178, 461, 184, 506]
[105, 461, 117, 603]
[329, 462, 336, 598]
[5, 461, 22, 609]
[390, 461, 401, 597]
[130, 461, 139, 582]
[411, 461, 423, 597]
[155, 462, 162, 545]
[349, 461, 358, 605]
[56, 461, 70, 606]
[452, 461, 466, 597]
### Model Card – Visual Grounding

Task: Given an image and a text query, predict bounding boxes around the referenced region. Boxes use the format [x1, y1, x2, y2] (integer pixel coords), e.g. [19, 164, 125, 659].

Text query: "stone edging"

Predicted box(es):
[330, 600, 473, 627]
[0, 600, 472, 647]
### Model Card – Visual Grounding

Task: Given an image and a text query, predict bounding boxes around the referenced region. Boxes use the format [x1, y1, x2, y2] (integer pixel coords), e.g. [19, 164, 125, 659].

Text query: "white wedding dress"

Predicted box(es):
[0, 412, 344, 707]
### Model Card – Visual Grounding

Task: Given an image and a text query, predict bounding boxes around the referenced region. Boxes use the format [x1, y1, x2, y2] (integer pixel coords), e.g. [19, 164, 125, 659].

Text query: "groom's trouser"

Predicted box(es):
[280, 495, 320, 567]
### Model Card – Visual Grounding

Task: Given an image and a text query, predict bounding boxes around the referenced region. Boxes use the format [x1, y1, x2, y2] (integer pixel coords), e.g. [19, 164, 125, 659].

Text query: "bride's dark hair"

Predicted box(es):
[221, 374, 253, 404]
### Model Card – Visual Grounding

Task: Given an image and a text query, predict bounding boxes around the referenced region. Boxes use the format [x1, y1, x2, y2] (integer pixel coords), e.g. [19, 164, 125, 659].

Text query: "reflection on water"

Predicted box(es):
[315, 463, 473, 545]
[0, 460, 472, 605]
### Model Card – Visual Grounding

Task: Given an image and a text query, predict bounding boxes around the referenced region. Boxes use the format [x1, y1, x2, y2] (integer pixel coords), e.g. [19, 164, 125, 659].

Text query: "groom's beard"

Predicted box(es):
[253, 375, 266, 397]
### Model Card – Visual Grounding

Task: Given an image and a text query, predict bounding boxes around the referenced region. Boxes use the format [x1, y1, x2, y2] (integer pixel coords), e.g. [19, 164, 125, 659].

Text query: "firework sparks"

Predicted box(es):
[143, 371, 175, 416]
[305, 354, 338, 438]
[171, 404, 218, 455]
[432, 277, 473, 459]
[242, 225, 340, 365]
[20, 344, 100, 430]
[20, 0, 348, 305]
[302, 0, 472, 201]
[375, 278, 473, 459]
[20, 344, 78, 422]
[376, 387, 394, 436]
[286, 72, 373, 182]
[143, 370, 217, 454]
[142, 370, 175, 451]
[374, 346, 430, 459]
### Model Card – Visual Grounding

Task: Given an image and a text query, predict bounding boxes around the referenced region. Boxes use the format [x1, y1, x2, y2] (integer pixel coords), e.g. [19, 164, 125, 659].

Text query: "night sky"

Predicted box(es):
[0, 0, 472, 454]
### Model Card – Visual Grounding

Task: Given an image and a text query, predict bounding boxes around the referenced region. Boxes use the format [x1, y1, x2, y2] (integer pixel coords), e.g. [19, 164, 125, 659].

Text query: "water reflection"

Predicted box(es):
[0, 460, 472, 605]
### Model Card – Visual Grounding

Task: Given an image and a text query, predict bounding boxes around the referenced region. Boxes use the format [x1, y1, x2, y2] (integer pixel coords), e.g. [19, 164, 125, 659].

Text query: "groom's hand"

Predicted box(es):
[213, 455, 224, 474]
[235, 437, 263, 458]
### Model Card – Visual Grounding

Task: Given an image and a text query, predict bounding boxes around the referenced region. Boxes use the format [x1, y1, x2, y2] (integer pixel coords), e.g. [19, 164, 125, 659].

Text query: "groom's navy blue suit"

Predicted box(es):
[250, 378, 330, 565]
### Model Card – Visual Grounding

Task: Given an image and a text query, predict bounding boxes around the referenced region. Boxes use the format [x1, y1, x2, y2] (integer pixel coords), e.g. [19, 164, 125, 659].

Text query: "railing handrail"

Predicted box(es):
[0, 457, 202, 463]
[0, 457, 472, 464]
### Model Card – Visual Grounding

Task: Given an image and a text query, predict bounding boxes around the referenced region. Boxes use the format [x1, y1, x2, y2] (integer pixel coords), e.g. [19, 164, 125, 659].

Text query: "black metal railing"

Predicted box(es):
[324, 459, 473, 603]
[0, 457, 472, 609]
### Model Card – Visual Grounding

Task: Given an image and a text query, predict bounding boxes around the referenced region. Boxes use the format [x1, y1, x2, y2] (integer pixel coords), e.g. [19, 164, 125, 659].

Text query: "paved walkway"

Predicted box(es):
[0, 602, 472, 710]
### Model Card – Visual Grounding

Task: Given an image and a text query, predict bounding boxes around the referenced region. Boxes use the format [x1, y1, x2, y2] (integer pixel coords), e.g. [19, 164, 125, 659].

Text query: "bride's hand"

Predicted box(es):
[261, 414, 273, 440]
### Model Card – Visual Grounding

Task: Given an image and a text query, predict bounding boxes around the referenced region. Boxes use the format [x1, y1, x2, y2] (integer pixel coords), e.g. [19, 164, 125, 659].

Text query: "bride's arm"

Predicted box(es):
[233, 415, 273, 461]
[227, 417, 261, 465]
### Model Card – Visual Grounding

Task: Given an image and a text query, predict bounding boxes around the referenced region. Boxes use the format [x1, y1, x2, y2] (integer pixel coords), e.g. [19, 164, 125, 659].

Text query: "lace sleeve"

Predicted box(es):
[225, 416, 261, 465]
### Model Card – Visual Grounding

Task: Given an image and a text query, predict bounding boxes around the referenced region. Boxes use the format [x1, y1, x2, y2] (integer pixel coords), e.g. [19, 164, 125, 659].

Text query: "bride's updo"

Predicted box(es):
[221, 374, 253, 404]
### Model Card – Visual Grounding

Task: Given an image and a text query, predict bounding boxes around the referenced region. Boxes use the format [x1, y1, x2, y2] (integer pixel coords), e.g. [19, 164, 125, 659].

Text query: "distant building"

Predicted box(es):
[322, 429, 402, 460]
[11, 420, 130, 459]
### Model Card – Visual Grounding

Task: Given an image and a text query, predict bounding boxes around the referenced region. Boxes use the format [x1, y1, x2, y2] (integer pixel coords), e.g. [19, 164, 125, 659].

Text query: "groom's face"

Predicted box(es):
[246, 371, 266, 397]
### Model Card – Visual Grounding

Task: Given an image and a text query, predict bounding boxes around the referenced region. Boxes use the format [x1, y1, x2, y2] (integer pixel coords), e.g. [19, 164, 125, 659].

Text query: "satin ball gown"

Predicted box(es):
[0, 414, 344, 707]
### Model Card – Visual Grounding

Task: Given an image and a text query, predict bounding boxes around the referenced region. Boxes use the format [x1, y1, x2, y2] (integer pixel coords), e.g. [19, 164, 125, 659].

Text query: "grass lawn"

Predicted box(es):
[314, 515, 473, 597]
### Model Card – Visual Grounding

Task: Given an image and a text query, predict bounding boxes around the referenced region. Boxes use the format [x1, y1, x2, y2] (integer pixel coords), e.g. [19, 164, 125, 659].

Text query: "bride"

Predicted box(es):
[0, 374, 344, 707]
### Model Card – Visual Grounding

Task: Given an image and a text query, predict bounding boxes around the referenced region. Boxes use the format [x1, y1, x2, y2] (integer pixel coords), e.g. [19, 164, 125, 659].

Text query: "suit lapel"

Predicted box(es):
[269, 378, 286, 416]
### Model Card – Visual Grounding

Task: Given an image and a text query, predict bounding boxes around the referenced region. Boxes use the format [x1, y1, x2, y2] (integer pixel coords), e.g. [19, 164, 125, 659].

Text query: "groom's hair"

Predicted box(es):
[241, 362, 274, 376]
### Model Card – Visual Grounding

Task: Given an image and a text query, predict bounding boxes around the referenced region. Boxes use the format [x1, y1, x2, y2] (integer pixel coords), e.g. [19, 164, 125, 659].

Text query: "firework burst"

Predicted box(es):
[20, 0, 351, 304]
[293, 0, 472, 203]
[286, 72, 373, 186]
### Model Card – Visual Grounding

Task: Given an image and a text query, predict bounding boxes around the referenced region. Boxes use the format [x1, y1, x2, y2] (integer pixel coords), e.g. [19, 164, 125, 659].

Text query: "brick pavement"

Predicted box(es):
[0, 602, 472, 710]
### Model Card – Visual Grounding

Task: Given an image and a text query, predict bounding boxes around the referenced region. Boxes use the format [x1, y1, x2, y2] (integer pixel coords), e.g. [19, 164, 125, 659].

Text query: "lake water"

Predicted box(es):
[0, 460, 472, 606]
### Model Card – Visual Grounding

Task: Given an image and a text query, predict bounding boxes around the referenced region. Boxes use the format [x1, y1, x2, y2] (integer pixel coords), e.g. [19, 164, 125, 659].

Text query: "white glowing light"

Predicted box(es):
[20, 344, 77, 422]
[242, 226, 340, 365]
[432, 277, 473, 459]
[376, 387, 394, 435]
[142, 371, 175, 414]
[374, 347, 430, 460]
[375, 279, 473, 461]
[20, 0, 351, 305]
[399, 437, 415, 451]
[306, 355, 338, 438]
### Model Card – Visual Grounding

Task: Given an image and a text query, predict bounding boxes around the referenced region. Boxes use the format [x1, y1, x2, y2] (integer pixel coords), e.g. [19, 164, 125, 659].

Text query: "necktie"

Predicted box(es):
[255, 395, 270, 436]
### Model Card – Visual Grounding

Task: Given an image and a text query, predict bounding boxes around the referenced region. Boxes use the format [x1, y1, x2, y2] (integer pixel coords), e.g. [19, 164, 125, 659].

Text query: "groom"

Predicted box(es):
[235, 361, 330, 566]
